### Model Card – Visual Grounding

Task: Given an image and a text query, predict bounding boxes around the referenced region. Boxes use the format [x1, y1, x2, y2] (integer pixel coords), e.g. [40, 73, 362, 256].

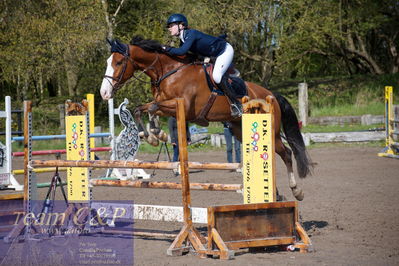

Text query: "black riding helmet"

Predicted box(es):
[166, 14, 188, 27]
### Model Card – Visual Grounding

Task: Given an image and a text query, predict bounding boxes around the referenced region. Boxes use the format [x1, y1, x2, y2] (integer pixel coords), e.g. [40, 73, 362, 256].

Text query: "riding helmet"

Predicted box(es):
[166, 14, 188, 27]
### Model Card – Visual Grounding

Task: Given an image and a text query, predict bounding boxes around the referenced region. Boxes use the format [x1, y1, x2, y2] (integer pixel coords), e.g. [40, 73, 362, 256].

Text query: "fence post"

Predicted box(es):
[58, 104, 65, 133]
[298, 82, 308, 127]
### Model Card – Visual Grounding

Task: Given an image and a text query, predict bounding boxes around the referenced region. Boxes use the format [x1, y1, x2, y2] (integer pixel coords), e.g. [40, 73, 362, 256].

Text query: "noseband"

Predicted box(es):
[103, 56, 129, 91]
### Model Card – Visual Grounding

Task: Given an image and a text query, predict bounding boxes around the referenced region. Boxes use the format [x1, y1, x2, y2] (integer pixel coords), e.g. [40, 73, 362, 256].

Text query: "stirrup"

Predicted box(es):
[230, 103, 242, 118]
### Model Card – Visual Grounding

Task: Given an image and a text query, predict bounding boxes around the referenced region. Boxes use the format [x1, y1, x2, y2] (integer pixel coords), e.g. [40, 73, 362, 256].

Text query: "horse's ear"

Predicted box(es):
[110, 39, 129, 56]
[241, 96, 250, 104]
[81, 99, 89, 110]
[265, 95, 275, 105]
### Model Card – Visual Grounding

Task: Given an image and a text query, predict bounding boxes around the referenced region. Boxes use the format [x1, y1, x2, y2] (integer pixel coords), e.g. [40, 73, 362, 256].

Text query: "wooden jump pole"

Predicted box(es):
[90, 179, 241, 191]
[0, 193, 24, 200]
[100, 228, 178, 239]
[30, 159, 239, 170]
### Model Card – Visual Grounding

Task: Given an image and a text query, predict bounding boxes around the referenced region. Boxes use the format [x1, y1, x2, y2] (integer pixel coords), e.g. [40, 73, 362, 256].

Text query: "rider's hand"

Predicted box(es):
[161, 45, 170, 52]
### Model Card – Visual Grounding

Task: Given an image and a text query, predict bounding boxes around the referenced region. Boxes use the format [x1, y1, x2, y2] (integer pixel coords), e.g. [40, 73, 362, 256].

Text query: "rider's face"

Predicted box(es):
[168, 23, 181, 36]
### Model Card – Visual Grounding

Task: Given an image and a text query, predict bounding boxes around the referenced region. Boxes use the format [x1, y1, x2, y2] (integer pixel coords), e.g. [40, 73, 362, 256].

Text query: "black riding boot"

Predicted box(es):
[219, 76, 242, 118]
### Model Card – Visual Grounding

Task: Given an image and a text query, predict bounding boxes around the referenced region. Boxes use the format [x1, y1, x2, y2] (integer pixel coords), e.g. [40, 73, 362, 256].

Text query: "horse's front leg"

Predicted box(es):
[146, 98, 182, 118]
[134, 99, 181, 146]
[133, 103, 161, 146]
[133, 103, 152, 137]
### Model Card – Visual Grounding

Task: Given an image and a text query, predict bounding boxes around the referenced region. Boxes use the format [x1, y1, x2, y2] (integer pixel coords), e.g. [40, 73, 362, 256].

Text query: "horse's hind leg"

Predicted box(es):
[275, 137, 304, 201]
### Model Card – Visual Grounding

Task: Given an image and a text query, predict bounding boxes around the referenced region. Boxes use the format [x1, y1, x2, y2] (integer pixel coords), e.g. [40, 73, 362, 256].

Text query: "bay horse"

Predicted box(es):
[100, 37, 312, 201]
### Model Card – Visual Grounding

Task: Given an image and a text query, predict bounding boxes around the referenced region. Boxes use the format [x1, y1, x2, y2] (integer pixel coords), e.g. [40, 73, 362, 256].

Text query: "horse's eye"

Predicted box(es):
[116, 61, 123, 66]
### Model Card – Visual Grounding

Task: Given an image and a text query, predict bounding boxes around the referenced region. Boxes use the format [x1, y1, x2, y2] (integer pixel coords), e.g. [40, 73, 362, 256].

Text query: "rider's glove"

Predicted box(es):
[161, 46, 171, 52]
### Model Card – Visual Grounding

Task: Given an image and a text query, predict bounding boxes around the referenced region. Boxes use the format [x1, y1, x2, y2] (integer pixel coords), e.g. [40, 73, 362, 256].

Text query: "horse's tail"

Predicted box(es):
[274, 92, 312, 178]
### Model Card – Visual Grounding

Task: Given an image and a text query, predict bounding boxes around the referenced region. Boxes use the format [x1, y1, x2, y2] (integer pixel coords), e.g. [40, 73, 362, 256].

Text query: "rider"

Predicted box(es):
[162, 13, 242, 118]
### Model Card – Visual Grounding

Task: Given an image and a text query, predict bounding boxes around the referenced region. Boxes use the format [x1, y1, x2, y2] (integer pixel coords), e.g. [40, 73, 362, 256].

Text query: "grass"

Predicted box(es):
[302, 123, 384, 133]
[282, 73, 399, 118]
[309, 102, 385, 117]
[204, 123, 224, 134]
[306, 140, 385, 149]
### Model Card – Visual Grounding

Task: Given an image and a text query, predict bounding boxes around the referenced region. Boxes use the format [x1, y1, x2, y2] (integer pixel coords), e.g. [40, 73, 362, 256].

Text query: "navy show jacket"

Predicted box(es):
[166, 29, 227, 57]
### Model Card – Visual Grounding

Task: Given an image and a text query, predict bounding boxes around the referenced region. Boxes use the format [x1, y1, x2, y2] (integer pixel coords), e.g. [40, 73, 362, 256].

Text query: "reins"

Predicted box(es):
[151, 63, 194, 88]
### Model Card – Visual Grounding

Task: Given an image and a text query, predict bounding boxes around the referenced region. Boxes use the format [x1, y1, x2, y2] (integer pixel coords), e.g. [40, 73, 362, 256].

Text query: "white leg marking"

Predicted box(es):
[288, 171, 297, 188]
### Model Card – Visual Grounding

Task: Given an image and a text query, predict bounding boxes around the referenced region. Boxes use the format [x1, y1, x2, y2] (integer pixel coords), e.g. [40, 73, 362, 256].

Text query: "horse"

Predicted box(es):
[100, 36, 312, 201]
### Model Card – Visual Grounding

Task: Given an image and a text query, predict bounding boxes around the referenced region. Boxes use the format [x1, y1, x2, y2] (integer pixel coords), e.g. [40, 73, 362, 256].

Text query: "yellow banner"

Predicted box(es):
[66, 115, 90, 202]
[242, 113, 275, 203]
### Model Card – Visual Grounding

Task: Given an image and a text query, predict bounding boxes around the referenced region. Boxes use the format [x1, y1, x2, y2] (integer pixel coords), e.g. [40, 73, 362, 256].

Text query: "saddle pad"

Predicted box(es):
[203, 64, 248, 98]
[229, 77, 247, 98]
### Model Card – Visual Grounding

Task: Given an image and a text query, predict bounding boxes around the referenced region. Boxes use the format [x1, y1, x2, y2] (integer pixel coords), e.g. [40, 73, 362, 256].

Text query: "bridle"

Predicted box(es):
[103, 51, 159, 93]
[103, 46, 194, 93]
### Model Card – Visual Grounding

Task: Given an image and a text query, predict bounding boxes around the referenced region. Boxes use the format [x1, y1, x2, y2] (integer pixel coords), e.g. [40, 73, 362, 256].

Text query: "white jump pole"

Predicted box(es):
[5, 96, 23, 190]
[108, 98, 115, 158]
[105, 98, 115, 177]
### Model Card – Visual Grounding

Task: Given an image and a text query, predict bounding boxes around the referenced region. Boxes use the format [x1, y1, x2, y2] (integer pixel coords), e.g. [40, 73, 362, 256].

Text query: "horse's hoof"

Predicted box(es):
[150, 128, 161, 135]
[292, 187, 304, 201]
[148, 103, 158, 113]
[147, 134, 159, 146]
[158, 131, 168, 142]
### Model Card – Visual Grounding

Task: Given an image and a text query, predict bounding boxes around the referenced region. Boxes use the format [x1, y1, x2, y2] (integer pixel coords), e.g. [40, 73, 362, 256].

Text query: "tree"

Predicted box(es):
[277, 0, 399, 78]
[0, 0, 107, 99]
[159, 0, 282, 86]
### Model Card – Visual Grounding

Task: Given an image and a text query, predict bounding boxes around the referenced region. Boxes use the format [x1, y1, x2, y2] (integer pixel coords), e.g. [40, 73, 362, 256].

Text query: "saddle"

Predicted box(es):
[202, 64, 248, 98]
[192, 63, 247, 127]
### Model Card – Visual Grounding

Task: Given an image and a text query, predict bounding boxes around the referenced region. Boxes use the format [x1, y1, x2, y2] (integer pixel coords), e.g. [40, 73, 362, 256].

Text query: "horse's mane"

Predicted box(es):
[129, 35, 197, 63]
[130, 35, 164, 53]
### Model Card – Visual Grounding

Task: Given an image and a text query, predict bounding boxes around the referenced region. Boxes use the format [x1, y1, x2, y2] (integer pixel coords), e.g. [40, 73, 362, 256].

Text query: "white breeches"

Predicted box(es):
[213, 43, 234, 84]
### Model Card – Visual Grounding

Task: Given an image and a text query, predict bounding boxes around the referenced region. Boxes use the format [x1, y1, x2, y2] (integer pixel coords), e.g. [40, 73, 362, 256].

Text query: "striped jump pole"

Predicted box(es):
[11, 132, 111, 142]
[12, 147, 111, 157]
